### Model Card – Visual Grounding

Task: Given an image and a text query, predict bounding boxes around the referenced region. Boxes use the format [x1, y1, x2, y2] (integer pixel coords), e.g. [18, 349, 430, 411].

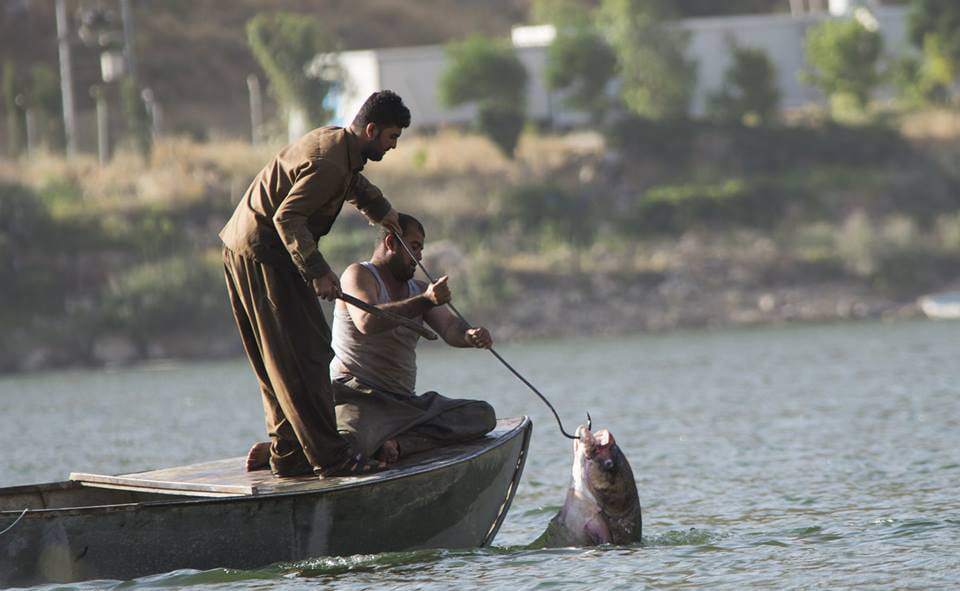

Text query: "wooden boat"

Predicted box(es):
[0, 416, 532, 587]
[918, 291, 960, 319]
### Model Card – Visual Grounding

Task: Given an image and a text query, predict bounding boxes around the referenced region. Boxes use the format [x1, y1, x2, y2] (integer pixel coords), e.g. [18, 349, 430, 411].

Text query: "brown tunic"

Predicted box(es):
[219, 126, 392, 281]
[220, 127, 392, 476]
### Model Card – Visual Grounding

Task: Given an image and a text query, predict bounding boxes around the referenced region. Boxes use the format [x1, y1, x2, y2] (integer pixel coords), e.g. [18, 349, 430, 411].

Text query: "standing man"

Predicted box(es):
[220, 90, 409, 478]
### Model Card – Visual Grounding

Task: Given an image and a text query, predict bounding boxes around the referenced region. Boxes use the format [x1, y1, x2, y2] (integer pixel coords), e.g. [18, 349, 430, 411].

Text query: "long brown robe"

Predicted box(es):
[220, 127, 391, 476]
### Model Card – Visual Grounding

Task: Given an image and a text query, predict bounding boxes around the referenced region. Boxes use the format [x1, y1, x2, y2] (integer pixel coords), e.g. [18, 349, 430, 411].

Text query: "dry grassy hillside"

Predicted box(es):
[1, 0, 527, 143]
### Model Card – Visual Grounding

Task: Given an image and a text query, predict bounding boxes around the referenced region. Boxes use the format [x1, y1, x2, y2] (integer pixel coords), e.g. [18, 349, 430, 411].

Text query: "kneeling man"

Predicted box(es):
[331, 214, 496, 464]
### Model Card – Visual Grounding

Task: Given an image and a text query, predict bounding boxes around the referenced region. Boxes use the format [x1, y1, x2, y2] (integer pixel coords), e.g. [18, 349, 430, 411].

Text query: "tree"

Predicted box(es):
[529, 0, 593, 27]
[439, 36, 528, 157]
[707, 43, 781, 126]
[803, 17, 884, 111]
[596, 0, 697, 120]
[908, 0, 960, 75]
[906, 0, 960, 98]
[247, 13, 341, 128]
[2, 61, 25, 156]
[545, 27, 618, 124]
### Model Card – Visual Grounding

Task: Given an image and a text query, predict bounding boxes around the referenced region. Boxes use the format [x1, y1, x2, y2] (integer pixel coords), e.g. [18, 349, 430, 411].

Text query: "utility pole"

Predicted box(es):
[120, 0, 138, 82]
[92, 85, 109, 164]
[55, 0, 78, 157]
[247, 74, 263, 145]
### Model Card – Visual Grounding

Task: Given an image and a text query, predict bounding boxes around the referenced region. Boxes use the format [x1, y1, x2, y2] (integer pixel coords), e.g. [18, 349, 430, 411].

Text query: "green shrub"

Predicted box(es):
[545, 27, 618, 124]
[597, 0, 696, 119]
[619, 177, 802, 236]
[803, 18, 884, 112]
[439, 35, 528, 157]
[37, 175, 85, 218]
[247, 12, 341, 128]
[476, 105, 526, 157]
[707, 44, 781, 126]
[456, 250, 517, 317]
[498, 183, 595, 247]
[102, 254, 231, 350]
[607, 117, 912, 174]
[0, 181, 65, 327]
[908, 0, 960, 86]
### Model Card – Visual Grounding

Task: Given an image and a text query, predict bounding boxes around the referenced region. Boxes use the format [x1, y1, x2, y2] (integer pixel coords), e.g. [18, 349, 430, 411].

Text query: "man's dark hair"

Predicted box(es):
[378, 213, 424, 244]
[353, 90, 411, 129]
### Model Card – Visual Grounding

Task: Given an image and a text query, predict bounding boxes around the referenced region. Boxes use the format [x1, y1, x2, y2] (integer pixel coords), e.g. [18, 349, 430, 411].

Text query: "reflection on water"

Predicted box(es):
[1, 319, 958, 590]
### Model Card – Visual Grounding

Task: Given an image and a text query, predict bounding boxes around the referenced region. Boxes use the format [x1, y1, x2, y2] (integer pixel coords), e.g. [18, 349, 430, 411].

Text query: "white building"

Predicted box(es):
[316, 5, 909, 130]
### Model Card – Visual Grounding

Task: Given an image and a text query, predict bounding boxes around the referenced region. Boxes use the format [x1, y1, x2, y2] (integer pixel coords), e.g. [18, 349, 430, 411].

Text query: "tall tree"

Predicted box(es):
[596, 0, 697, 120]
[707, 44, 781, 126]
[803, 17, 884, 111]
[247, 12, 340, 128]
[907, 0, 960, 87]
[545, 27, 617, 124]
[439, 36, 528, 157]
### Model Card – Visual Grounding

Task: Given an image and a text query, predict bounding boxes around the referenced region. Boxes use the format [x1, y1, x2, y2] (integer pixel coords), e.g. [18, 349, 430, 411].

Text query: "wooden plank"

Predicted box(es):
[68, 417, 525, 497]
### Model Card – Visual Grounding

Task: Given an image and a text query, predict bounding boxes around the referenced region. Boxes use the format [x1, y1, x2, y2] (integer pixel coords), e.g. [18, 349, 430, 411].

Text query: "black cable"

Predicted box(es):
[393, 231, 589, 440]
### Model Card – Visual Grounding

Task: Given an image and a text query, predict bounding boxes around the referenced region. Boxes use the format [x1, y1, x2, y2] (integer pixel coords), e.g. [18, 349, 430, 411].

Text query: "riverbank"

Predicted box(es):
[12, 247, 931, 373]
[3, 113, 960, 373]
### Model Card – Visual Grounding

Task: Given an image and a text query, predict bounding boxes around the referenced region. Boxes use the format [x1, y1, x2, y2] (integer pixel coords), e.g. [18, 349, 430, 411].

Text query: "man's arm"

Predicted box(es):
[340, 267, 450, 335]
[350, 173, 399, 234]
[273, 159, 341, 282]
[424, 304, 493, 349]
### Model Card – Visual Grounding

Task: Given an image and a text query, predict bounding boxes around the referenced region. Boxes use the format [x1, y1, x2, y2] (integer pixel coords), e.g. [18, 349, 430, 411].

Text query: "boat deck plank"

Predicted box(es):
[69, 417, 524, 497]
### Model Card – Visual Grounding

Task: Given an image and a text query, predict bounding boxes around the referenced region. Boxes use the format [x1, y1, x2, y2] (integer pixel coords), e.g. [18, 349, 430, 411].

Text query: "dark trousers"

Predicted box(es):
[222, 247, 348, 476]
[333, 376, 497, 459]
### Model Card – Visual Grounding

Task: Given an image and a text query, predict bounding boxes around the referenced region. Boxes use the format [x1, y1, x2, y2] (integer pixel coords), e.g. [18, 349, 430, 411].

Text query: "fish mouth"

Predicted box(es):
[575, 425, 614, 460]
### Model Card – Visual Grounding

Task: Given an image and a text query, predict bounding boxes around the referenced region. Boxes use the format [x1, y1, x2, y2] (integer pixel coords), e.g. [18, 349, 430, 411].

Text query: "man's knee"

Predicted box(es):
[470, 401, 497, 435]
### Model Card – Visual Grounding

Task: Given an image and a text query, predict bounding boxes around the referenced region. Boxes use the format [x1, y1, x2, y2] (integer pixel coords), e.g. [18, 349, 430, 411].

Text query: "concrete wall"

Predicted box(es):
[326, 6, 910, 130]
[686, 6, 910, 113]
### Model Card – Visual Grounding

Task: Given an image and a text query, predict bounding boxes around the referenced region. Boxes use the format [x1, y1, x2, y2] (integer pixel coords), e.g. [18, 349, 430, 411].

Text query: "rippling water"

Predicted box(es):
[2, 319, 958, 589]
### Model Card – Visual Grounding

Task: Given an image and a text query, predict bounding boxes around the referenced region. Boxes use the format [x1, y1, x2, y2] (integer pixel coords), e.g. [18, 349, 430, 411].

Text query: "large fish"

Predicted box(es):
[534, 425, 643, 547]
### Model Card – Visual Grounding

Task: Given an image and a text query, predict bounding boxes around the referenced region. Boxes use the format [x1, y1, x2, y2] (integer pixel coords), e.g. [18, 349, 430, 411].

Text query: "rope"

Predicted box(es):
[0, 508, 28, 536]
[393, 231, 589, 440]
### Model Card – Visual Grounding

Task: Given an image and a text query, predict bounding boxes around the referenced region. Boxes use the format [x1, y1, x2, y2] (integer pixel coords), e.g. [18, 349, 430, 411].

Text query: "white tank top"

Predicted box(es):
[330, 262, 423, 395]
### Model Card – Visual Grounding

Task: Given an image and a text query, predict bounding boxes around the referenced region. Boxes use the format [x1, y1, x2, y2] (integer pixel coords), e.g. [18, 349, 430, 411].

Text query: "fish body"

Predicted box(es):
[535, 426, 642, 547]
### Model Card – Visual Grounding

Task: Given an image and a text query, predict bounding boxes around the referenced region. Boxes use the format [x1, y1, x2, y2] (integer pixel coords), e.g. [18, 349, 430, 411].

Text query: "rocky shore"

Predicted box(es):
[9, 269, 926, 375]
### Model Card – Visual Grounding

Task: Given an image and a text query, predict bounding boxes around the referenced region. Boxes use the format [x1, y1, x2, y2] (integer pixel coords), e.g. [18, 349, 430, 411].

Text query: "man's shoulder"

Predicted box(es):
[341, 261, 375, 281]
[291, 127, 349, 163]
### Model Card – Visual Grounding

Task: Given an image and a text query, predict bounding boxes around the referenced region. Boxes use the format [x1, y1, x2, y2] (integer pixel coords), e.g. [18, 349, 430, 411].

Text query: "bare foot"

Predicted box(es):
[374, 439, 400, 465]
[245, 441, 270, 471]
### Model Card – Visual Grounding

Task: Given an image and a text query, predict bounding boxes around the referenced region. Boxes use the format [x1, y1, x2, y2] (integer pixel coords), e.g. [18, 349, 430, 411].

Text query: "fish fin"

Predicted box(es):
[585, 516, 611, 545]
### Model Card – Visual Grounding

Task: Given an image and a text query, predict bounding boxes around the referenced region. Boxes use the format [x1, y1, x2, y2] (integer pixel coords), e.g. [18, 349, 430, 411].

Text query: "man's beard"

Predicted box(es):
[389, 255, 415, 281]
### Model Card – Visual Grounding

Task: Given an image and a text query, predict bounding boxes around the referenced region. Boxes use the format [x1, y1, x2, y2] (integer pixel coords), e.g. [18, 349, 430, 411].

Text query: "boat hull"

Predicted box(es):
[0, 417, 531, 586]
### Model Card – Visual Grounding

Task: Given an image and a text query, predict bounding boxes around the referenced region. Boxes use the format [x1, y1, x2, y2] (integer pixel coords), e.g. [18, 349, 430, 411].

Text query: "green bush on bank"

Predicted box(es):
[0, 181, 57, 326]
[617, 176, 801, 235]
[101, 253, 232, 354]
[608, 117, 912, 174]
[496, 184, 595, 247]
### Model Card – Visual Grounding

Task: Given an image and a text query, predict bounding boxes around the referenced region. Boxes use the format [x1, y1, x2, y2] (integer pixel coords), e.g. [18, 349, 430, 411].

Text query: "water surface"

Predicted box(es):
[2, 319, 958, 589]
